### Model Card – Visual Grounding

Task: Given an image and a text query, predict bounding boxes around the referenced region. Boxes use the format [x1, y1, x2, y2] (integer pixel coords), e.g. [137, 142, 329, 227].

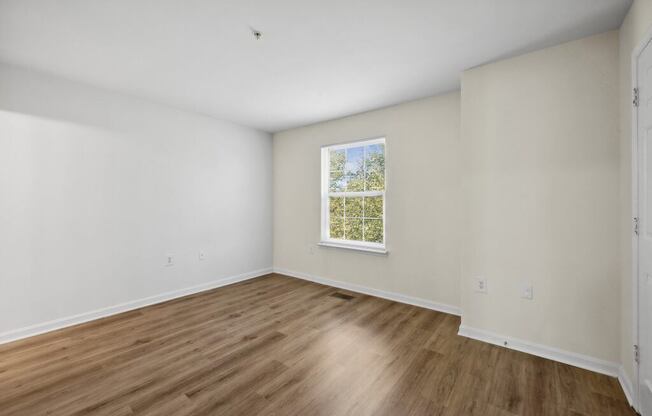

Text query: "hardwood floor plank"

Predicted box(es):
[0, 273, 634, 416]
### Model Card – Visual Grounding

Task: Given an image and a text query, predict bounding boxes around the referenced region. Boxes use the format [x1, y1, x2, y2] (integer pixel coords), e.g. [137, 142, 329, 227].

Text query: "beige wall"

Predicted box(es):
[274, 29, 625, 369]
[273, 93, 461, 309]
[460, 32, 620, 362]
[619, 0, 652, 384]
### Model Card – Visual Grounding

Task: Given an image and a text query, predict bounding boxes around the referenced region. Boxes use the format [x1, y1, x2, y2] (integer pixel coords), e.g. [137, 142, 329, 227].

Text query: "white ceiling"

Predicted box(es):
[0, 0, 632, 132]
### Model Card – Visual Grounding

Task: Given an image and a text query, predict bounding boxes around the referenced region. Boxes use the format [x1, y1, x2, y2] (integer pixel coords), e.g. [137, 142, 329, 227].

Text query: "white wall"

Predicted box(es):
[0, 63, 273, 339]
[618, 0, 652, 387]
[460, 31, 620, 363]
[273, 93, 461, 310]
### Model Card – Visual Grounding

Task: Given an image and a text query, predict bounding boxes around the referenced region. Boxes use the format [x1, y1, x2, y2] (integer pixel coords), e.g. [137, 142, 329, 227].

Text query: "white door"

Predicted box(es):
[637, 37, 652, 416]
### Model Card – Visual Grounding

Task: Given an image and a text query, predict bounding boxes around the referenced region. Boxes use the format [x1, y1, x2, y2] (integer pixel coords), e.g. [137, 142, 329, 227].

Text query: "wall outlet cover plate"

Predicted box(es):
[474, 277, 487, 293]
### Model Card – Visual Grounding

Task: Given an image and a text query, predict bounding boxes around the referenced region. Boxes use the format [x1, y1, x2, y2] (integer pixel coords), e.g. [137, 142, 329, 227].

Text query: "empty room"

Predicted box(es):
[2, 0, 652, 415]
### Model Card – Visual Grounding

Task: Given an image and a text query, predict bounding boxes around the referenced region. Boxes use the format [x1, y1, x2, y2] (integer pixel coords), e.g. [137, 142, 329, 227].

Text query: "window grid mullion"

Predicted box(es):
[328, 191, 383, 198]
[324, 138, 385, 246]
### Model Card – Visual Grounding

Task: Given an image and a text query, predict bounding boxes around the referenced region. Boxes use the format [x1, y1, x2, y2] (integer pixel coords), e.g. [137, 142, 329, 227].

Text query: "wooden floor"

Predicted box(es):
[0, 274, 634, 416]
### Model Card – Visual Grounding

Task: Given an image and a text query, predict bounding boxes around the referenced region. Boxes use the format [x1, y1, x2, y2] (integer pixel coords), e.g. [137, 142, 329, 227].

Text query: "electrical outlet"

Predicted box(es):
[473, 277, 487, 294]
[198, 251, 206, 261]
[521, 283, 533, 300]
[165, 254, 174, 267]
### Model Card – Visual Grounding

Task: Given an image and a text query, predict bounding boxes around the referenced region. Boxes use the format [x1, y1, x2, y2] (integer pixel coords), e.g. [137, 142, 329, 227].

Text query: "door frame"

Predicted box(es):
[631, 24, 652, 413]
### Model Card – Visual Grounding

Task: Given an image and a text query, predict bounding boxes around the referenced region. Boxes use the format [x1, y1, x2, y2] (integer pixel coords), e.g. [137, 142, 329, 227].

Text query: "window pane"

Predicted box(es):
[329, 171, 346, 192]
[329, 197, 344, 218]
[345, 147, 364, 176]
[345, 218, 363, 241]
[330, 149, 345, 171]
[346, 174, 364, 192]
[364, 196, 383, 219]
[330, 217, 344, 239]
[345, 197, 363, 218]
[365, 143, 385, 191]
[364, 219, 383, 243]
[323, 139, 385, 247]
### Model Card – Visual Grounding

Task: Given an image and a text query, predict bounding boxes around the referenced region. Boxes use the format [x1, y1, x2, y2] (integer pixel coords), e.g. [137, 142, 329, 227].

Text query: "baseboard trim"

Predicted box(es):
[0, 267, 273, 345]
[273, 267, 461, 316]
[457, 325, 620, 377]
[618, 365, 636, 409]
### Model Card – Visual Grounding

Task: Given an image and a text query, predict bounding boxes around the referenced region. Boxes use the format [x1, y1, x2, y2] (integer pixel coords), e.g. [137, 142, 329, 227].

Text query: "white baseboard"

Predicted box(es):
[618, 365, 636, 409]
[0, 267, 273, 345]
[275, 268, 633, 403]
[273, 267, 461, 316]
[457, 325, 620, 377]
[6, 265, 632, 405]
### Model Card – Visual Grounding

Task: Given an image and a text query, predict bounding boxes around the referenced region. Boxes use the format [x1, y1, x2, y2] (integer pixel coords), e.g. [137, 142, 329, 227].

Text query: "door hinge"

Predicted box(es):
[635, 344, 640, 364]
[634, 217, 640, 236]
[634, 87, 640, 107]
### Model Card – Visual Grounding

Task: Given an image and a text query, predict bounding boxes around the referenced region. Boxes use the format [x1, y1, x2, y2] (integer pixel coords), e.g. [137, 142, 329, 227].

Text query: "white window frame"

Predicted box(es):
[319, 137, 387, 254]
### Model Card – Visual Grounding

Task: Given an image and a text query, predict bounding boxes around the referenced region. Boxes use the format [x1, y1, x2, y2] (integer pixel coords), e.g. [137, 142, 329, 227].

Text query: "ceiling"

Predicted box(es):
[0, 0, 632, 132]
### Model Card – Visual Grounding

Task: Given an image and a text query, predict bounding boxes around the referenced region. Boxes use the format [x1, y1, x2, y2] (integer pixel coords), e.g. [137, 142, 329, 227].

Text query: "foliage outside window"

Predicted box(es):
[321, 138, 385, 250]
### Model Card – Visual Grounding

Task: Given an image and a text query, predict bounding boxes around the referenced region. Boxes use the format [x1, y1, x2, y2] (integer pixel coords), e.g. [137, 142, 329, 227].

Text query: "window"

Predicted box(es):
[320, 138, 386, 253]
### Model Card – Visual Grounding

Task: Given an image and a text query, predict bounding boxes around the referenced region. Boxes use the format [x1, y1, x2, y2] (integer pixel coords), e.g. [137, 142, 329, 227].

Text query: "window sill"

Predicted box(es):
[318, 241, 388, 255]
